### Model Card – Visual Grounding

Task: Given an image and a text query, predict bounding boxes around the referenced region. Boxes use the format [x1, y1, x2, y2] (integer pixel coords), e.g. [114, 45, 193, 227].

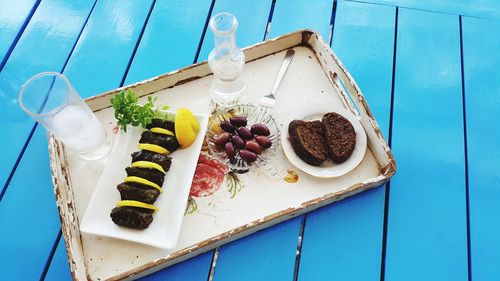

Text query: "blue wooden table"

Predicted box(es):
[1, 0, 499, 280]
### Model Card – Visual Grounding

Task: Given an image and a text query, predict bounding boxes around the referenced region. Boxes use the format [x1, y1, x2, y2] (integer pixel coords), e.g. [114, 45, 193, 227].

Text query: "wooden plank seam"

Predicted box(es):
[379, 6, 398, 281]
[0, 0, 42, 72]
[193, 0, 217, 65]
[343, 0, 500, 20]
[292, 216, 307, 281]
[328, 0, 338, 46]
[119, 0, 158, 87]
[458, 15, 472, 281]
[263, 0, 276, 40]
[40, 230, 63, 281]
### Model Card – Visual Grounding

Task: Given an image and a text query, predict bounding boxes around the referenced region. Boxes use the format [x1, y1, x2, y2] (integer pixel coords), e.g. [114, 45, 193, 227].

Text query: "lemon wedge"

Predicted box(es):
[175, 108, 200, 148]
[116, 200, 158, 211]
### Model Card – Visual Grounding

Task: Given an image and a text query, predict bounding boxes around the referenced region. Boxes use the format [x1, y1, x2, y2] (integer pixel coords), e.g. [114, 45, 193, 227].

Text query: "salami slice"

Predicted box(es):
[197, 154, 229, 174]
[190, 163, 225, 197]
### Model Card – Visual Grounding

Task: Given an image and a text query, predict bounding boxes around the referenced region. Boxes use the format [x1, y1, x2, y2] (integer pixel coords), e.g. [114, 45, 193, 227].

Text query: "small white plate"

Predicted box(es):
[80, 113, 208, 249]
[281, 105, 367, 178]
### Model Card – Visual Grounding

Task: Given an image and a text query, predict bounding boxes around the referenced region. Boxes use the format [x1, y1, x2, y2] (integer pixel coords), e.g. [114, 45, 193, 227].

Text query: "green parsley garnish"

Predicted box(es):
[110, 89, 172, 132]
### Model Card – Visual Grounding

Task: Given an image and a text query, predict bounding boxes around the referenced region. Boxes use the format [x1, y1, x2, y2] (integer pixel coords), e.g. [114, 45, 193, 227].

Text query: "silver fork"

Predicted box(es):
[259, 49, 295, 107]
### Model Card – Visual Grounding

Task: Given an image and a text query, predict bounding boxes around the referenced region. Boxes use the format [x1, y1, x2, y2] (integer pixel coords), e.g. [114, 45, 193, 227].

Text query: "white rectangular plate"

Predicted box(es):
[80, 113, 208, 249]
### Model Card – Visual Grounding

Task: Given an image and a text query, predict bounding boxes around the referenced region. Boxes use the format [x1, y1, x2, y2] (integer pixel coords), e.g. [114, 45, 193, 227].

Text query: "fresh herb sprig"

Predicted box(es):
[111, 89, 171, 132]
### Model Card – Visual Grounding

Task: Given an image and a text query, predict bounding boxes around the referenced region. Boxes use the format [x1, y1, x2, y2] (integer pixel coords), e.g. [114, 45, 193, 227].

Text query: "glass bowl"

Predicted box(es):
[206, 104, 280, 172]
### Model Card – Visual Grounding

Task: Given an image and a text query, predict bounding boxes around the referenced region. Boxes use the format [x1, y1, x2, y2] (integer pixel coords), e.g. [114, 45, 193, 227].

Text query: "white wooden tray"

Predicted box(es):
[49, 30, 396, 280]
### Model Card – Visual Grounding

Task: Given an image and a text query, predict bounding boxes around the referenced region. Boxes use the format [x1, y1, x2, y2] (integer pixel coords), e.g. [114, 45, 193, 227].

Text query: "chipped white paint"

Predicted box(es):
[49, 30, 395, 280]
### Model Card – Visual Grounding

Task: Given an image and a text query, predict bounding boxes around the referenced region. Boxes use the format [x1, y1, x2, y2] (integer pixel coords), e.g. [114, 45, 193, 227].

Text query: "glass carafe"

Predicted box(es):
[208, 12, 247, 106]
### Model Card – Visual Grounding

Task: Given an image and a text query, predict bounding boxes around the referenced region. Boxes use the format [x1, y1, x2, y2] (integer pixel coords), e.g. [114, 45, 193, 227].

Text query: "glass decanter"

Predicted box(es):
[208, 12, 247, 106]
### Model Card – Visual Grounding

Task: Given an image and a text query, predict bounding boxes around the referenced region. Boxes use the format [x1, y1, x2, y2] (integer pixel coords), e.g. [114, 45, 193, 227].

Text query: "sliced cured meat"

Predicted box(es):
[190, 163, 225, 197]
[198, 154, 229, 174]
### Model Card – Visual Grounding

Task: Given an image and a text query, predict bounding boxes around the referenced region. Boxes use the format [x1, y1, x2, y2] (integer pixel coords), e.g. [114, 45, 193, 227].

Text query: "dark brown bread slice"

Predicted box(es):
[288, 120, 307, 135]
[289, 120, 328, 166]
[322, 112, 356, 163]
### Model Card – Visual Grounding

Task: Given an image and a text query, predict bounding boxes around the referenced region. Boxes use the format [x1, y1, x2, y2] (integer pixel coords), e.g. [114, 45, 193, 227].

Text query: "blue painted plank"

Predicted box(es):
[298, 2, 395, 280]
[64, 0, 155, 98]
[462, 16, 500, 281]
[45, 238, 72, 281]
[0, 0, 39, 68]
[385, 9, 467, 281]
[121, 1, 215, 280]
[268, 0, 333, 40]
[0, 127, 63, 279]
[139, 252, 213, 281]
[345, 0, 500, 20]
[331, 1, 394, 138]
[197, 0, 272, 62]
[214, 218, 302, 281]
[0, 0, 95, 192]
[124, 0, 212, 85]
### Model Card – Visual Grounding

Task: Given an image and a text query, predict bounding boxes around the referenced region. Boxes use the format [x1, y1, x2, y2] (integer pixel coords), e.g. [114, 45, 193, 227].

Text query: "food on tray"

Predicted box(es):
[213, 116, 272, 164]
[322, 112, 356, 163]
[175, 108, 200, 148]
[117, 182, 160, 204]
[288, 112, 356, 166]
[125, 167, 165, 186]
[111, 89, 171, 132]
[250, 124, 270, 136]
[229, 116, 247, 127]
[255, 136, 272, 149]
[110, 116, 178, 229]
[289, 120, 328, 166]
[131, 150, 172, 171]
[110, 202, 155, 229]
[146, 118, 176, 134]
[110, 98, 200, 229]
[139, 130, 180, 153]
[190, 155, 229, 197]
[239, 149, 258, 163]
[220, 120, 235, 133]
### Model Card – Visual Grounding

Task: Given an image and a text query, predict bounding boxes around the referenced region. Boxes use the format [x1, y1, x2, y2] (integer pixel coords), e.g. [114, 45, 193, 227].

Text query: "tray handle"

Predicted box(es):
[302, 30, 395, 173]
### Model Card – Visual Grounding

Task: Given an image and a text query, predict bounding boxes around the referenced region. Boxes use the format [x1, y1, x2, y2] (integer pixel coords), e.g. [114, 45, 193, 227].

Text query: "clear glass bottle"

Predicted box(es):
[208, 12, 247, 106]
